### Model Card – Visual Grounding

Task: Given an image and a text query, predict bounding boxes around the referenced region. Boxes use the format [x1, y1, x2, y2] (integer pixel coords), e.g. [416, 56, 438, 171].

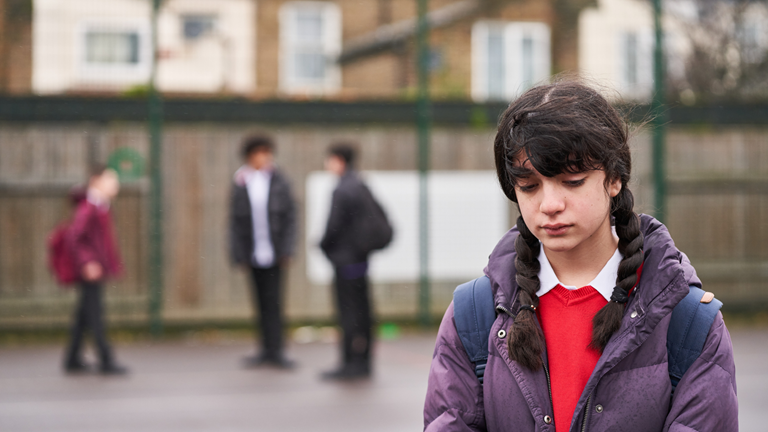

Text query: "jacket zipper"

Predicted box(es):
[496, 305, 514, 318]
[581, 394, 592, 432]
[497, 305, 555, 429]
[543, 363, 555, 427]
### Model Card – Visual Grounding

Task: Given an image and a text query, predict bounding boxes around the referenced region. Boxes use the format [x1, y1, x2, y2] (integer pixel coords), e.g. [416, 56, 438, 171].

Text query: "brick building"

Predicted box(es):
[20, 0, 596, 100]
[0, 0, 32, 94]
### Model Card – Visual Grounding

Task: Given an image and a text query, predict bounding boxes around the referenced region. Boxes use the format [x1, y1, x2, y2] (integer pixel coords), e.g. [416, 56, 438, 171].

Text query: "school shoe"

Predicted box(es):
[64, 360, 92, 374]
[242, 354, 296, 370]
[100, 363, 129, 375]
[320, 364, 371, 381]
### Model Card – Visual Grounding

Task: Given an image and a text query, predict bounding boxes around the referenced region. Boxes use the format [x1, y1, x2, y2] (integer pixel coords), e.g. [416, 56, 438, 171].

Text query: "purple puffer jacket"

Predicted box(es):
[424, 215, 738, 431]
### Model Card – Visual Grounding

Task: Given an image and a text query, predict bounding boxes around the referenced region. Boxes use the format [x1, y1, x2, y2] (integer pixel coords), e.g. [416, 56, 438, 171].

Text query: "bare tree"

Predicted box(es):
[667, 0, 768, 103]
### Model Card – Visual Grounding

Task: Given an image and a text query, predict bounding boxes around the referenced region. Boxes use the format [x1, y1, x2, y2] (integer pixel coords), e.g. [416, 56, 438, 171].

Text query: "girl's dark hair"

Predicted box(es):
[494, 81, 644, 370]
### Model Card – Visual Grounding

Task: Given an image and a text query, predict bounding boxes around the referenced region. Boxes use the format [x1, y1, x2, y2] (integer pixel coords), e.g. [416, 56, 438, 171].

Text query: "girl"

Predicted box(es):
[423, 82, 737, 431]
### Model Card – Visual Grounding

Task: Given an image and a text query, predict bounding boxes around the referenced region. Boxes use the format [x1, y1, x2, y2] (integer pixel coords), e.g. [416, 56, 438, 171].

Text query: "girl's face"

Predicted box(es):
[91, 169, 120, 200]
[514, 159, 621, 259]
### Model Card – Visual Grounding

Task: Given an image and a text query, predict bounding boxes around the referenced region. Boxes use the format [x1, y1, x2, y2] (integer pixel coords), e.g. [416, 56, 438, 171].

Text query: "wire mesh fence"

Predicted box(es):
[1, 0, 767, 330]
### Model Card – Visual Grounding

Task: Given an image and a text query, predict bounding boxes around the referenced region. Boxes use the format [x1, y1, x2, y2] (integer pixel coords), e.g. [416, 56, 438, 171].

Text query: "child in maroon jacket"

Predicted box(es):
[63, 165, 128, 375]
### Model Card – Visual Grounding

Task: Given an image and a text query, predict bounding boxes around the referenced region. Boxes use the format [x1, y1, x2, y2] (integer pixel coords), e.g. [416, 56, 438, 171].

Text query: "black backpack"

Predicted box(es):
[353, 183, 393, 254]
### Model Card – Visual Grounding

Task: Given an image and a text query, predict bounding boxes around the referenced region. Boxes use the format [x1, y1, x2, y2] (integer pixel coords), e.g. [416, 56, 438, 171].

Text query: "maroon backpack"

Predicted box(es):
[48, 222, 78, 286]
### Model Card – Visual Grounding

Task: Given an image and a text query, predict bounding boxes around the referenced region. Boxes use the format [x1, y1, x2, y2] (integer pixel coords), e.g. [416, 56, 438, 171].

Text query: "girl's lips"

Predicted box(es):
[542, 224, 570, 236]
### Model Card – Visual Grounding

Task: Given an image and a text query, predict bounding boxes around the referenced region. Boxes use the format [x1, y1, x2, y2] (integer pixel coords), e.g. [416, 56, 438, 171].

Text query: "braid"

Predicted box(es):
[589, 187, 644, 351]
[508, 215, 545, 370]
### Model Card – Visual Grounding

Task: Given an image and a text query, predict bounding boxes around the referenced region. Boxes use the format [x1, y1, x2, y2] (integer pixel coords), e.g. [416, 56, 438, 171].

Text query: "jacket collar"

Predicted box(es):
[234, 164, 279, 187]
[339, 169, 357, 181]
[485, 214, 700, 427]
[484, 214, 700, 315]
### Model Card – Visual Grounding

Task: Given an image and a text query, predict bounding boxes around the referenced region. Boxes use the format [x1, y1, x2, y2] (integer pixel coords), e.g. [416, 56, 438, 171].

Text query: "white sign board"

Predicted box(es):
[306, 171, 510, 284]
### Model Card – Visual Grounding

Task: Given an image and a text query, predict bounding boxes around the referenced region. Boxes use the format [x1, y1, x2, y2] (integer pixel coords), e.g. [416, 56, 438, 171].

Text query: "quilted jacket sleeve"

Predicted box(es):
[424, 302, 487, 432]
[664, 312, 738, 432]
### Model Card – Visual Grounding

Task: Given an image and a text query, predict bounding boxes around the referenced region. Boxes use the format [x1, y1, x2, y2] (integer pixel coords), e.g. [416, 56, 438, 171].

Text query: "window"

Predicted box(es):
[85, 31, 140, 65]
[183, 15, 216, 41]
[280, 2, 341, 95]
[622, 32, 639, 87]
[78, 21, 151, 85]
[472, 21, 551, 102]
[484, 25, 506, 98]
[617, 30, 652, 100]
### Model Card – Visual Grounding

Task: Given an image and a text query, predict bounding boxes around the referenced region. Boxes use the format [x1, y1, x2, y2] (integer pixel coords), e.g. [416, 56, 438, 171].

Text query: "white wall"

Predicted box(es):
[579, 0, 654, 101]
[157, 0, 255, 93]
[305, 171, 510, 284]
[578, 0, 696, 102]
[32, 0, 254, 95]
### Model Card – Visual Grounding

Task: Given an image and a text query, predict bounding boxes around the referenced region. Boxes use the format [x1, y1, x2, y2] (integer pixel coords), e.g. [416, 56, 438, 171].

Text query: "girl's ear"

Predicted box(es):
[608, 176, 622, 198]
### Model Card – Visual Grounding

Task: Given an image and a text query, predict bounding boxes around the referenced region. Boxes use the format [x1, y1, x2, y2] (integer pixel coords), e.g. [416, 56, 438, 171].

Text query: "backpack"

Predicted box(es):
[353, 183, 393, 254]
[453, 276, 723, 393]
[47, 222, 78, 286]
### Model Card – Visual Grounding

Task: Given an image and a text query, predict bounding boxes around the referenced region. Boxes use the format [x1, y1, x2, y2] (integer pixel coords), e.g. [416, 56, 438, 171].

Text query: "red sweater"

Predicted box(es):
[537, 285, 607, 432]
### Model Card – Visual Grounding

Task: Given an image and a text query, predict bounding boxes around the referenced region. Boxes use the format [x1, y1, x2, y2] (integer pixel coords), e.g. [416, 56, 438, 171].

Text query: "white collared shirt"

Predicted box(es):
[86, 189, 110, 210]
[536, 245, 623, 302]
[246, 168, 275, 268]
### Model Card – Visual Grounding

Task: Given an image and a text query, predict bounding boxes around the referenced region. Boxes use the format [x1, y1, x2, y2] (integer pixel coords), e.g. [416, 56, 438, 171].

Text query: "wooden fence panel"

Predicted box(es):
[0, 121, 766, 328]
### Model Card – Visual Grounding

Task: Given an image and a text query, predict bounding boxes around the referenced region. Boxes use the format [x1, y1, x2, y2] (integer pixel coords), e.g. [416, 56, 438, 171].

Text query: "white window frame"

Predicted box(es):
[472, 21, 551, 102]
[76, 19, 152, 85]
[279, 1, 341, 96]
[616, 29, 653, 100]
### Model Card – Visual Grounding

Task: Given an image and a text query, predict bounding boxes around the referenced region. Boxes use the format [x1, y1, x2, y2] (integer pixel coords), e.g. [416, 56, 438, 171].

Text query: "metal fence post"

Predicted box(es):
[416, 0, 431, 327]
[148, 0, 164, 337]
[652, 0, 667, 223]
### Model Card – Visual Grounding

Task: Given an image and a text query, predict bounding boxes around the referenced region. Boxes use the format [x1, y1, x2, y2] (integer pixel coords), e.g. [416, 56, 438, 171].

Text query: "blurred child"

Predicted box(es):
[229, 135, 297, 369]
[63, 165, 128, 375]
[320, 144, 392, 380]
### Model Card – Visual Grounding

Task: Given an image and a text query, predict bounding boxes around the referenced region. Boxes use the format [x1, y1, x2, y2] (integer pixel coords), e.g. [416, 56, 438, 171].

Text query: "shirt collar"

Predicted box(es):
[234, 164, 274, 185]
[86, 189, 110, 210]
[535, 244, 623, 302]
[248, 167, 273, 183]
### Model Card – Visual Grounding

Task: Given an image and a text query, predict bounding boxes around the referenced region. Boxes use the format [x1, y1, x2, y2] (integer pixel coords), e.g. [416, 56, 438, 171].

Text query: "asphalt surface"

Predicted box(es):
[0, 326, 765, 432]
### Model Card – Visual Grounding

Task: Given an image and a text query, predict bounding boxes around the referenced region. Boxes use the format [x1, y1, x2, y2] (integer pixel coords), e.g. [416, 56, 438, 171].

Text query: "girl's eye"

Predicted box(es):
[517, 183, 537, 193]
[564, 178, 586, 187]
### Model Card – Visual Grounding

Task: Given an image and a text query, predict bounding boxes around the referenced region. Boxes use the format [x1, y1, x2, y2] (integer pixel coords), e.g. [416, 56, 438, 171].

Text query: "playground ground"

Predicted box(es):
[0, 325, 765, 431]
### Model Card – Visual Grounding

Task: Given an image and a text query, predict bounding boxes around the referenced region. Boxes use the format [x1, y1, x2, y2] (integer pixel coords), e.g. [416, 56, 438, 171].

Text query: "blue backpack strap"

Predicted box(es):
[667, 286, 723, 393]
[453, 276, 495, 383]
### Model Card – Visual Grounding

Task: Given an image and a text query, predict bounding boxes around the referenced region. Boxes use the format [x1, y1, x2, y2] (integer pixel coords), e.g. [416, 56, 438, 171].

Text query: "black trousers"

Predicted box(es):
[65, 281, 114, 366]
[333, 266, 373, 369]
[248, 266, 285, 358]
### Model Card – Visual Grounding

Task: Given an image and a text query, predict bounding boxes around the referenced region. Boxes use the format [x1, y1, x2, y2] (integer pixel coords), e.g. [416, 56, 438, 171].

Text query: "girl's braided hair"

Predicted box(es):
[493, 81, 644, 370]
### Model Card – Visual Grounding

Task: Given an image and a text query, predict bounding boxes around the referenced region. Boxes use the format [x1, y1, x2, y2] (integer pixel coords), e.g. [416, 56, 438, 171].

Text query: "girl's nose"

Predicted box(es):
[539, 185, 565, 215]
